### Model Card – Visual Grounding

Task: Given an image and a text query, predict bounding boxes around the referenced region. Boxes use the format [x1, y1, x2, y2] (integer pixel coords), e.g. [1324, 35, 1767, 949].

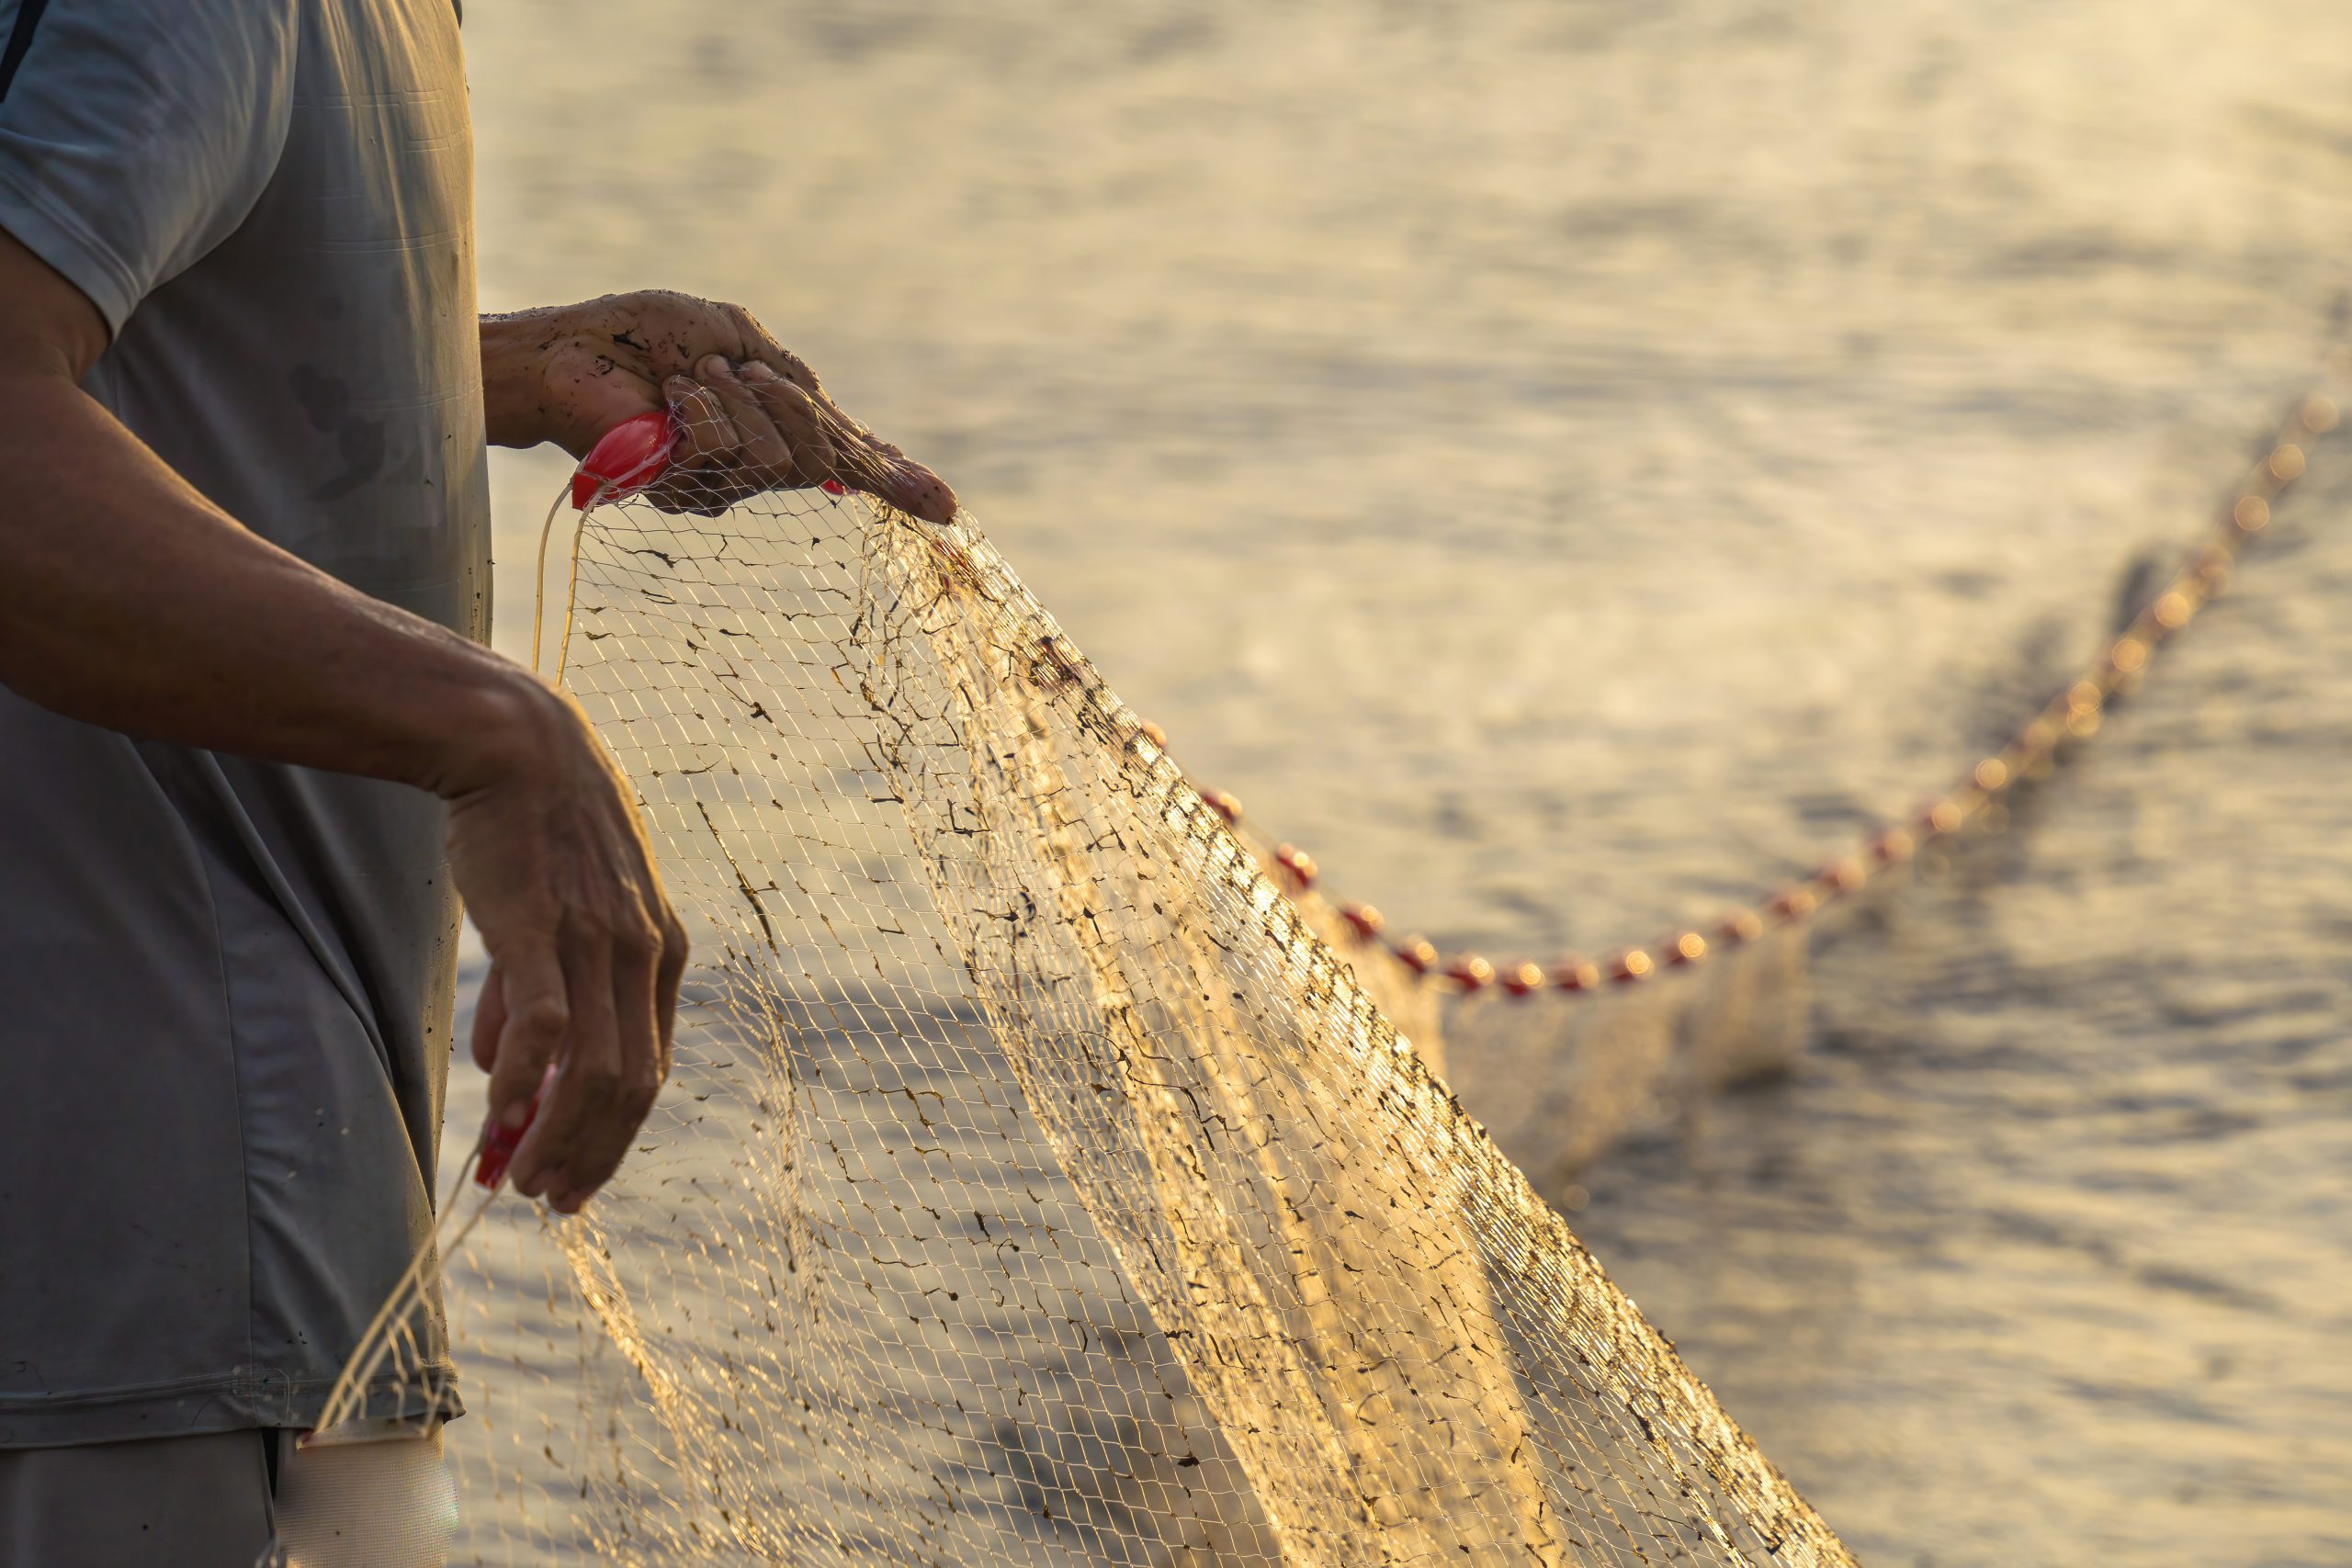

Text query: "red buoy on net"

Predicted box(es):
[1339, 901, 1386, 941]
[1445, 953, 1496, 991]
[1662, 931, 1708, 966]
[1870, 828, 1916, 864]
[475, 1107, 531, 1190]
[1272, 843, 1317, 888]
[1201, 788, 1244, 826]
[1816, 858, 1866, 897]
[475, 1067, 555, 1190]
[1766, 886, 1817, 921]
[1393, 936, 1440, 976]
[1501, 961, 1546, 998]
[1917, 799, 1963, 836]
[571, 409, 677, 511]
[1553, 956, 1600, 992]
[1715, 909, 1764, 945]
[1608, 948, 1654, 983]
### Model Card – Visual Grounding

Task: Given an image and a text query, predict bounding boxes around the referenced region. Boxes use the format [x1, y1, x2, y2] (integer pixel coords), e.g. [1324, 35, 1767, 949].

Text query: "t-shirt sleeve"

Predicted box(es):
[0, 0, 299, 334]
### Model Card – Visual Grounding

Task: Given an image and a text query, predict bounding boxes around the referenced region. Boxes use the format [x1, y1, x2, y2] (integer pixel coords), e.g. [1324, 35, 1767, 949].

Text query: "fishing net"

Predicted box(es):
[299, 421, 1852, 1565]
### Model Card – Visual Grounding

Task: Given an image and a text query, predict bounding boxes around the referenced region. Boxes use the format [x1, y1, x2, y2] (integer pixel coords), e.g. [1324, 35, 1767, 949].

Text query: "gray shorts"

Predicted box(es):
[0, 1423, 453, 1566]
[0, 1429, 277, 1567]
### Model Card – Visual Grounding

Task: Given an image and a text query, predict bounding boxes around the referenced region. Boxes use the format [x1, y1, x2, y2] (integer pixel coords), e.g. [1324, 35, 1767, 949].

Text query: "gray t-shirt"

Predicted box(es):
[0, 0, 486, 1444]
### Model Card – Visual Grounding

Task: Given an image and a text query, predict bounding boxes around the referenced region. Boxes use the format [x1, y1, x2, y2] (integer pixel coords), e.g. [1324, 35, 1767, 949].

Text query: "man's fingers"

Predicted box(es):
[741, 363, 956, 525]
[908, 466, 960, 525]
[730, 318, 956, 518]
[552, 928, 668, 1211]
[470, 965, 507, 1074]
[877, 454, 960, 525]
[695, 356, 796, 482]
[509, 937, 623, 1208]
[826, 429, 957, 525]
[594, 315, 956, 524]
[654, 917, 687, 1077]
[666, 378, 732, 465]
[484, 946, 567, 1145]
[739, 365, 837, 486]
[650, 377, 744, 515]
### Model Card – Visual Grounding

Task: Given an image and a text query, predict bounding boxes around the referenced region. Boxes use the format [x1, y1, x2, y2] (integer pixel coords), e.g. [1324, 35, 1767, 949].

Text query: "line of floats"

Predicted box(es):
[1152, 387, 2341, 1002]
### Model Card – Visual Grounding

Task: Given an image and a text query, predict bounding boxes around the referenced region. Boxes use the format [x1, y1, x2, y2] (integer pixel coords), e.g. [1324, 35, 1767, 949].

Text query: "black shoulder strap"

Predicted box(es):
[0, 0, 52, 104]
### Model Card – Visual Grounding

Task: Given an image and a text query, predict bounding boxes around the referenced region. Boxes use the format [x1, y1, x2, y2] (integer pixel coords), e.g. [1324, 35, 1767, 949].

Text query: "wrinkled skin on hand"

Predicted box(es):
[451, 684, 688, 1215]
[493, 289, 957, 524]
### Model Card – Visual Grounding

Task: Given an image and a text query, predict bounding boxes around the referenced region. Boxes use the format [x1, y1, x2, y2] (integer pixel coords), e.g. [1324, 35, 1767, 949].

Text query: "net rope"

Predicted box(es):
[301, 415, 1853, 1565]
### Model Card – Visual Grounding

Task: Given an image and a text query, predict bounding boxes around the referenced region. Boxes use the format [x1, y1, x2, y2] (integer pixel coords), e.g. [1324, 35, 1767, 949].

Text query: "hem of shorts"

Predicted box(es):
[0, 1364, 464, 1450]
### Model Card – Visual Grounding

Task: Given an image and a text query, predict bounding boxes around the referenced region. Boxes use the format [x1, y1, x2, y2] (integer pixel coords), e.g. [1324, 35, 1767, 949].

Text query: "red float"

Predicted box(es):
[1553, 956, 1600, 992]
[571, 410, 676, 511]
[1607, 948, 1654, 983]
[475, 1071, 552, 1190]
[1713, 909, 1761, 945]
[1445, 953, 1496, 991]
[1917, 799, 1963, 836]
[1393, 936, 1440, 976]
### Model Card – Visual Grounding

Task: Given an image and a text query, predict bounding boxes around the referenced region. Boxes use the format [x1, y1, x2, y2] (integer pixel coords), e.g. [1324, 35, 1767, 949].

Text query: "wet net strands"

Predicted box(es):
[308, 421, 1857, 1564]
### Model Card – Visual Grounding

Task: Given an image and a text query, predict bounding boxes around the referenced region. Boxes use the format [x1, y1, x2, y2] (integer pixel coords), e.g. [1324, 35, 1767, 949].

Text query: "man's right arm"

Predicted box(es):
[0, 230, 684, 1213]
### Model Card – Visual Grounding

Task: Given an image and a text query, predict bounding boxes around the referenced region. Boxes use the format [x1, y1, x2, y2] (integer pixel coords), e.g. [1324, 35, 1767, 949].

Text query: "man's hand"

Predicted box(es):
[450, 686, 686, 1214]
[481, 290, 956, 524]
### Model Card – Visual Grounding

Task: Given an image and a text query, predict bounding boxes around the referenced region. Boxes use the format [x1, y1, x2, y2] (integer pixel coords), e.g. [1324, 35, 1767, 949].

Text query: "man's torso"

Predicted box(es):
[0, 0, 487, 1443]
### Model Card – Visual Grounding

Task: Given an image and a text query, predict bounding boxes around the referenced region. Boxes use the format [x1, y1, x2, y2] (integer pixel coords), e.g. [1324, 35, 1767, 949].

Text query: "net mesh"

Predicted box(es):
[314, 444, 1851, 1565]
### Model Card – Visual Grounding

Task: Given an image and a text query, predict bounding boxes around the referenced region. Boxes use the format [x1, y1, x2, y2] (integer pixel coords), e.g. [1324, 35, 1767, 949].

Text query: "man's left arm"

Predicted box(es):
[480, 291, 956, 524]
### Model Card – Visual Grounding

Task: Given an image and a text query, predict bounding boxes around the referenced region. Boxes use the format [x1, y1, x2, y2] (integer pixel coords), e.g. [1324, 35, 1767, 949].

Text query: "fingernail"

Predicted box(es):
[699, 354, 729, 378]
[740, 362, 775, 382]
